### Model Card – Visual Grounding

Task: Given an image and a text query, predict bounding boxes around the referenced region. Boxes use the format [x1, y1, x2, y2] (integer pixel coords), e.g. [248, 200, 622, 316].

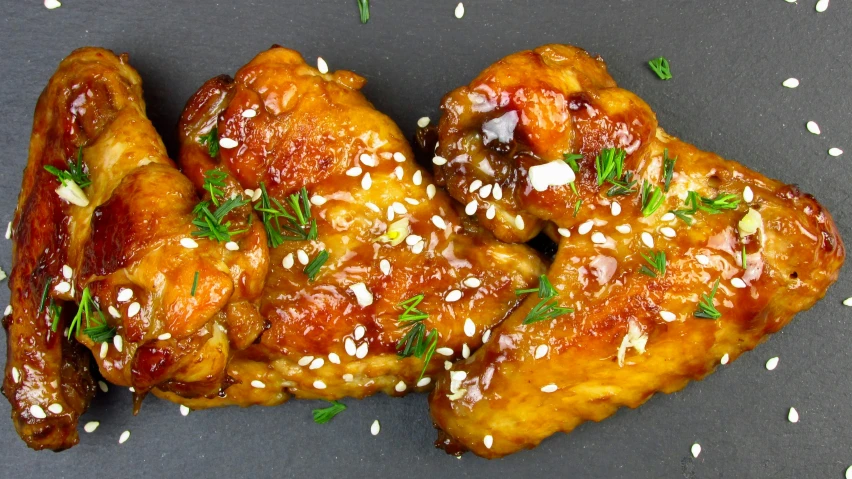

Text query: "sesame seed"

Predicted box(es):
[842, 297, 852, 307]
[806, 121, 821, 135]
[405, 234, 423, 246]
[661, 212, 675, 221]
[578, 220, 594, 235]
[691, 443, 701, 458]
[361, 172, 372, 190]
[816, 0, 829, 12]
[180, 405, 190, 416]
[48, 403, 63, 414]
[460, 318, 476, 338]
[829, 148, 843, 157]
[492, 184, 503, 200]
[393, 166, 404, 180]
[392, 202, 407, 214]
[846, 465, 852, 479]
[462, 343, 471, 359]
[251, 380, 266, 389]
[380, 259, 391, 275]
[556, 228, 571, 238]
[445, 290, 462, 302]
[393, 152, 406, 162]
[356, 342, 369, 359]
[317, 57, 329, 74]
[242, 109, 257, 118]
[417, 117, 430, 128]
[113, 335, 123, 352]
[660, 227, 676, 238]
[743, 186, 754, 203]
[11, 367, 20, 383]
[30, 404, 46, 419]
[345, 338, 357, 356]
[766, 356, 779, 370]
[350, 284, 374, 307]
[119, 430, 131, 444]
[354, 325, 366, 340]
[432, 215, 448, 230]
[660, 311, 676, 322]
[412, 171, 423, 185]
[412, 377, 430, 388]
[309, 358, 325, 370]
[328, 353, 341, 364]
[84, 421, 99, 433]
[611, 202, 621, 216]
[469, 180, 483, 192]
[412, 241, 425, 254]
[432, 156, 447, 166]
[465, 200, 478, 215]
[395, 381, 407, 392]
[4, 222, 10, 239]
[371, 419, 381, 436]
[427, 184, 437, 199]
[282, 253, 295, 269]
[297, 250, 309, 265]
[366, 202, 380, 213]
[463, 277, 481, 288]
[62, 264, 73, 279]
[591, 232, 606, 244]
[298, 356, 314, 367]
[731, 278, 747, 289]
[515, 215, 525, 230]
[180, 238, 198, 249]
[342, 373, 354, 382]
[127, 302, 141, 318]
[54, 281, 71, 294]
[540, 384, 558, 393]
[534, 344, 549, 359]
[436, 347, 454, 356]
[346, 166, 363, 177]
[454, 2, 464, 18]
[225, 241, 239, 251]
[219, 137, 239, 149]
[615, 224, 632, 234]
[386, 206, 395, 222]
[310, 195, 327, 206]
[485, 205, 496, 219]
[444, 361, 453, 370]
[782, 78, 799, 88]
[696, 254, 710, 266]
[482, 330, 492, 343]
[244, 189, 255, 198]
[788, 407, 799, 423]
[98, 381, 108, 392]
[44, 0, 61, 10]
[641, 232, 655, 248]
[479, 184, 493, 199]
[359, 153, 377, 167]
[251, 189, 262, 202]
[484, 435, 494, 449]
[157, 333, 172, 341]
[98, 342, 108, 359]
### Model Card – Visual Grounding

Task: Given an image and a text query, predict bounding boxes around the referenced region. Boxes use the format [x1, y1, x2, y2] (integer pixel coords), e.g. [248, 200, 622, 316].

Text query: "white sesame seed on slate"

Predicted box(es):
[515, 215, 525, 230]
[721, 353, 730, 365]
[465, 200, 478, 216]
[485, 205, 496, 219]
[660, 311, 676, 322]
[310, 195, 327, 206]
[44, 0, 61, 10]
[393, 152, 406, 162]
[54, 281, 71, 294]
[298, 356, 314, 367]
[242, 109, 257, 118]
[328, 353, 341, 364]
[417, 377, 431, 387]
[806, 121, 821, 135]
[380, 259, 391, 275]
[541, 384, 558, 393]
[691, 443, 701, 458]
[309, 358, 325, 370]
[48, 403, 63, 414]
[479, 184, 493, 199]
[462, 343, 471, 359]
[297, 249, 309, 265]
[98, 381, 108, 393]
[225, 241, 239, 251]
[4, 222, 10, 239]
[62, 264, 72, 279]
[641, 232, 655, 248]
[417, 117, 430, 128]
[482, 330, 492, 343]
[615, 224, 632, 234]
[743, 186, 754, 203]
[346, 166, 362, 177]
[611, 202, 622, 216]
[11, 367, 20, 384]
[84, 421, 99, 433]
[484, 435, 494, 449]
[469, 180, 483, 192]
[113, 335, 123, 353]
[463, 277, 481, 288]
[534, 344, 549, 359]
[557, 228, 571, 238]
[345, 337, 357, 356]
[119, 430, 131, 444]
[395, 381, 407, 392]
[445, 290, 462, 302]
[829, 148, 843, 157]
[249, 380, 266, 389]
[815, 0, 829, 12]
[180, 404, 191, 416]
[731, 278, 747, 289]
[578, 220, 594, 235]
[4, 305, 11, 316]
[359, 153, 377, 167]
[591, 232, 606, 244]
[432, 215, 448, 230]
[455, 2, 465, 18]
[129, 387, 136, 392]
[843, 298, 852, 307]
[219, 137, 239, 149]
[127, 302, 141, 318]
[436, 347, 454, 356]
[317, 57, 329, 74]
[361, 172, 372, 190]
[342, 373, 354, 382]
[371, 419, 381, 436]
[180, 238, 198, 249]
[356, 342, 369, 359]
[427, 184, 437, 199]
[766, 356, 779, 370]
[846, 465, 852, 479]
[433, 156, 448, 166]
[158, 332, 173, 341]
[782, 78, 799, 88]
[413, 171, 423, 185]
[788, 407, 799, 423]
[30, 404, 46, 419]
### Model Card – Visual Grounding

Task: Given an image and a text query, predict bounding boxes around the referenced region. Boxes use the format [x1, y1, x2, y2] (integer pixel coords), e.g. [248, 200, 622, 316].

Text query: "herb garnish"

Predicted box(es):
[638, 250, 666, 278]
[694, 278, 722, 320]
[38, 276, 52, 316]
[198, 127, 219, 158]
[313, 400, 347, 424]
[44, 147, 91, 189]
[563, 153, 583, 172]
[640, 180, 664, 217]
[255, 183, 318, 248]
[202, 170, 228, 206]
[67, 287, 115, 342]
[662, 149, 676, 192]
[573, 199, 582, 217]
[303, 250, 329, 282]
[395, 294, 439, 381]
[648, 57, 672, 80]
[357, 0, 370, 23]
[191, 271, 199, 296]
[516, 275, 573, 325]
[671, 191, 742, 225]
[192, 195, 249, 242]
[48, 300, 62, 333]
[595, 148, 637, 197]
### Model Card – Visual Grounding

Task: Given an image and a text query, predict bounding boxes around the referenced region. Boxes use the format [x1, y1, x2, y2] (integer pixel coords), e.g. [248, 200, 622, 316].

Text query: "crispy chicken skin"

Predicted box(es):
[3, 48, 268, 450]
[428, 45, 845, 458]
[169, 46, 545, 408]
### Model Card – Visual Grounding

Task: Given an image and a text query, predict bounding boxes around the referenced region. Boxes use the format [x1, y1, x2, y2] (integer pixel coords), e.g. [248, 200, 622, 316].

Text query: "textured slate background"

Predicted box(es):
[1, 1, 850, 478]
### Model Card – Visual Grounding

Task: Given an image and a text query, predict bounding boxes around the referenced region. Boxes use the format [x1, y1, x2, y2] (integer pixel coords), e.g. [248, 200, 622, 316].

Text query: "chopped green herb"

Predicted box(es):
[38, 276, 52, 316]
[202, 170, 228, 206]
[198, 127, 219, 158]
[741, 245, 747, 270]
[44, 147, 91, 189]
[638, 250, 666, 278]
[313, 400, 346, 424]
[694, 278, 722, 320]
[670, 209, 695, 226]
[303, 250, 329, 282]
[68, 287, 115, 342]
[255, 183, 318, 248]
[395, 294, 438, 381]
[698, 193, 741, 214]
[648, 57, 672, 80]
[356, 0, 370, 23]
[640, 180, 664, 217]
[595, 148, 626, 186]
[192, 195, 249, 242]
[573, 199, 582, 217]
[48, 299, 62, 332]
[563, 153, 583, 172]
[606, 171, 638, 197]
[191, 271, 199, 296]
[516, 275, 573, 325]
[516, 274, 558, 297]
[662, 149, 676, 192]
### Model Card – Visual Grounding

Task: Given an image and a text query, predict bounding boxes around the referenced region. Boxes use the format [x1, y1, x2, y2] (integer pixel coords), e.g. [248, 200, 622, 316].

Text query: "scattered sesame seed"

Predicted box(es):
[660, 311, 676, 322]
[392, 202, 407, 215]
[282, 253, 295, 269]
[485, 205, 496, 219]
[366, 202, 381, 213]
[691, 443, 701, 458]
[405, 234, 423, 246]
[444, 361, 453, 370]
[462, 318, 476, 337]
[242, 109, 257, 118]
[29, 404, 46, 419]
[806, 121, 821, 135]
[721, 353, 730, 365]
[113, 335, 123, 352]
[782, 78, 800, 88]
[99, 342, 108, 359]
[829, 148, 843, 157]
[615, 224, 632, 234]
[180, 238, 198, 249]
[465, 200, 478, 216]
[309, 358, 325, 370]
[815, 0, 829, 12]
[413, 171, 423, 185]
[380, 259, 391, 275]
[4, 222, 10, 239]
[4, 305, 11, 316]
[317, 57, 329, 74]
[432, 215, 448, 230]
[541, 384, 558, 393]
[180, 405, 190, 416]
[342, 373, 354, 382]
[250, 380, 266, 389]
[84, 421, 99, 433]
[660, 227, 676, 238]
[455, 2, 464, 18]
[842, 298, 852, 307]
[62, 264, 73, 279]
[411, 241, 425, 254]
[641, 232, 655, 248]
[346, 166, 363, 177]
[482, 330, 492, 343]
[129, 387, 135, 392]
[54, 281, 71, 294]
[731, 278, 747, 289]
[44, 0, 61, 10]
[359, 153, 377, 167]
[462, 343, 471, 359]
[463, 277, 481, 288]
[356, 342, 369, 359]
[345, 337, 357, 356]
[328, 353, 341, 364]
[742, 186, 754, 203]
[118, 430, 131, 444]
[515, 215, 525, 230]
[426, 184, 437, 199]
[350, 283, 374, 307]
[788, 407, 799, 423]
[395, 381, 407, 392]
[354, 325, 366, 340]
[393, 152, 406, 162]
[98, 381, 108, 393]
[484, 435, 493, 449]
[127, 302, 141, 318]
[310, 195, 327, 206]
[534, 344, 549, 359]
[436, 347, 454, 356]
[361, 172, 372, 190]
[158, 333, 172, 341]
[696, 254, 710, 266]
[393, 166, 404, 180]
[611, 202, 622, 216]
[445, 290, 462, 303]
[371, 419, 381, 436]
[404, 197, 419, 206]
[11, 366, 20, 383]
[591, 232, 607, 244]
[578, 220, 594, 235]
[766, 356, 779, 370]
[219, 137, 239, 149]
[297, 249, 309, 265]
[225, 241, 239, 251]
[244, 189, 255, 198]
[417, 117, 430, 128]
[469, 180, 483, 192]
[48, 403, 63, 414]
[432, 156, 448, 166]
[417, 377, 432, 387]
[661, 212, 675, 222]
[251, 189, 263, 202]
[552, 228, 570, 239]
[479, 184, 493, 199]
[386, 206, 395, 222]
[298, 356, 314, 367]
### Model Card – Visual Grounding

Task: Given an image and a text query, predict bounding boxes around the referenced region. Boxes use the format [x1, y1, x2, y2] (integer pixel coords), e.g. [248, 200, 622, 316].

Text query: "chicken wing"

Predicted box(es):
[169, 46, 545, 408]
[428, 44, 844, 458]
[3, 47, 268, 450]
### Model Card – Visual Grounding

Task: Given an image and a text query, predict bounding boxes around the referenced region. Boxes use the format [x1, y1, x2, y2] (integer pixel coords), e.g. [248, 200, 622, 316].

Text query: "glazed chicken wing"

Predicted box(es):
[428, 45, 844, 458]
[170, 46, 545, 408]
[3, 48, 268, 450]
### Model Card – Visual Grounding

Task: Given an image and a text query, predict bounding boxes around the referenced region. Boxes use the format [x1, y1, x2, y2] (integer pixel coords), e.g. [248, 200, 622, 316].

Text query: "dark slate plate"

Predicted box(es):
[1, 1, 850, 478]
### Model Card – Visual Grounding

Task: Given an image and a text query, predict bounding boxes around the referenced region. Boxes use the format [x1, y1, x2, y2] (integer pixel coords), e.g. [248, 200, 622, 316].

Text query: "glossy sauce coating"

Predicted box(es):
[429, 44, 845, 458]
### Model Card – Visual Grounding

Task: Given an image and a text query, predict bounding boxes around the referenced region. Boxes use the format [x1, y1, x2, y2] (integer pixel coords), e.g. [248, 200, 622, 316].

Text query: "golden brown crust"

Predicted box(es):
[428, 44, 845, 458]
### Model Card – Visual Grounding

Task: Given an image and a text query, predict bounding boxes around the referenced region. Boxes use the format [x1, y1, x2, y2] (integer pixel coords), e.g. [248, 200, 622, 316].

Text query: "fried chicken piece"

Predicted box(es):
[428, 44, 844, 458]
[168, 46, 546, 409]
[3, 48, 268, 450]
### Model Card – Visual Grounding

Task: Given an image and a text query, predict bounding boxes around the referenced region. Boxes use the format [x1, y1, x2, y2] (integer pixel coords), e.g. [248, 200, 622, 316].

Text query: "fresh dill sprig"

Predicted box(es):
[191, 271, 199, 296]
[596, 148, 626, 186]
[516, 274, 558, 297]
[663, 149, 676, 192]
[313, 400, 346, 424]
[395, 294, 439, 381]
[606, 171, 638, 197]
[202, 170, 228, 206]
[68, 287, 115, 343]
[638, 250, 666, 278]
[192, 195, 249, 242]
[44, 147, 91, 189]
[648, 57, 672, 80]
[198, 127, 219, 158]
[356, 0, 370, 23]
[516, 275, 573, 325]
[640, 180, 664, 217]
[694, 278, 722, 320]
[303, 250, 329, 282]
[255, 183, 318, 248]
[671, 191, 741, 225]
